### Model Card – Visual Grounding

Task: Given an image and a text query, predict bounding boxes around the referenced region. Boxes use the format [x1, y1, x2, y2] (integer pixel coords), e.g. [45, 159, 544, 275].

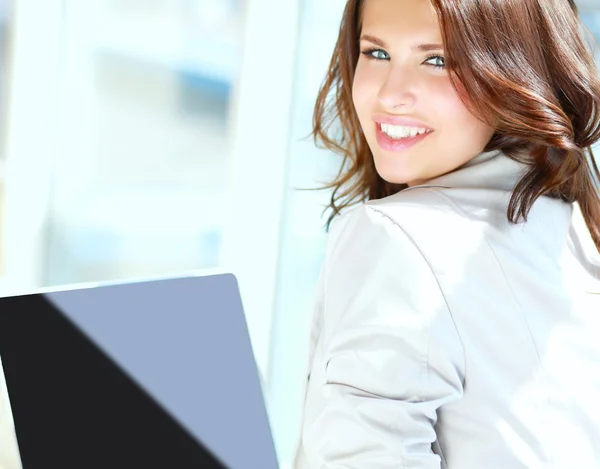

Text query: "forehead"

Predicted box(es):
[360, 0, 441, 38]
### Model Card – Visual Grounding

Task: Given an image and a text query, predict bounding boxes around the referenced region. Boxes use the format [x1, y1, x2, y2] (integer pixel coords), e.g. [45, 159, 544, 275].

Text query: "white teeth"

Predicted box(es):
[380, 124, 430, 139]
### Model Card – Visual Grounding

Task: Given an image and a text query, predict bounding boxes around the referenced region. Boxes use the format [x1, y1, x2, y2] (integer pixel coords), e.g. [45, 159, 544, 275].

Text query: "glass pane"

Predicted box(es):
[44, 0, 242, 285]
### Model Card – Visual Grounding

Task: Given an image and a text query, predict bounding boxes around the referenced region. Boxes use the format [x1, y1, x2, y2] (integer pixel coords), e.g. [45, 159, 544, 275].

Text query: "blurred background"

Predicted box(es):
[0, 1, 598, 467]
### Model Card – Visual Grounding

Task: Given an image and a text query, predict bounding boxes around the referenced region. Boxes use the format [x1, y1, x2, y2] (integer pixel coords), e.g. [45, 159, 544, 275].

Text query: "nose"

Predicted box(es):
[377, 64, 418, 111]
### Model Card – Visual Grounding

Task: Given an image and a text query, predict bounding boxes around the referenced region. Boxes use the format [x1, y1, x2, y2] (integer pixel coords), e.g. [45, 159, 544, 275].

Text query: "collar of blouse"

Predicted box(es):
[405, 148, 530, 193]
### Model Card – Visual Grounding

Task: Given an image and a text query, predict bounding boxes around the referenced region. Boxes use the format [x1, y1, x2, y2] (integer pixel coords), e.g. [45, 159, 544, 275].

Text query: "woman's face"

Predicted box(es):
[352, 0, 495, 187]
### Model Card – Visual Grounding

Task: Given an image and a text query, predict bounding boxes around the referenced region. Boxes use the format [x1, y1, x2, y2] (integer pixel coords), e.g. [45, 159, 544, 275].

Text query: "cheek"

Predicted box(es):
[428, 79, 467, 120]
[352, 62, 385, 124]
[352, 66, 371, 121]
[429, 79, 492, 138]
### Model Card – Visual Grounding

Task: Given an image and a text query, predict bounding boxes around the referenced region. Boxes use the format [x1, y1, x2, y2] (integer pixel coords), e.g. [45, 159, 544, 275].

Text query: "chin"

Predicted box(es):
[379, 173, 412, 185]
[373, 158, 421, 186]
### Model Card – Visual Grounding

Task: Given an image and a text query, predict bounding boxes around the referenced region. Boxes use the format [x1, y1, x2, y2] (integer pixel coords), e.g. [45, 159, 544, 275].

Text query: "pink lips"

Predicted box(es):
[373, 114, 434, 152]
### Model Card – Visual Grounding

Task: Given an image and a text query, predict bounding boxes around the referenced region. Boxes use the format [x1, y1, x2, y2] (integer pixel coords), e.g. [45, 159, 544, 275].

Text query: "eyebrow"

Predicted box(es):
[359, 34, 444, 52]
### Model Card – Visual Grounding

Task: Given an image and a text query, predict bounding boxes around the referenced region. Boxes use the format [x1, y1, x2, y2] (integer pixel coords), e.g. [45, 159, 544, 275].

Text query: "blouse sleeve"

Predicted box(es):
[304, 204, 466, 468]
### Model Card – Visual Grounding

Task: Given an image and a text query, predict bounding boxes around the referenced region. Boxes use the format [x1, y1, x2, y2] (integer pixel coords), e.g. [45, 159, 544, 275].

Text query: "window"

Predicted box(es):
[44, 0, 242, 285]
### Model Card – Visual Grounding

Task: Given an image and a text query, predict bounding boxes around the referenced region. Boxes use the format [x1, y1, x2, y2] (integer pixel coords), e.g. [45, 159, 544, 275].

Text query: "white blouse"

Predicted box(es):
[292, 149, 600, 468]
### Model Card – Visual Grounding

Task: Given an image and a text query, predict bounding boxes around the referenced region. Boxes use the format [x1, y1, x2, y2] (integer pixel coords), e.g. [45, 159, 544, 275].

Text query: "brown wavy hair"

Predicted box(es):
[312, 0, 600, 251]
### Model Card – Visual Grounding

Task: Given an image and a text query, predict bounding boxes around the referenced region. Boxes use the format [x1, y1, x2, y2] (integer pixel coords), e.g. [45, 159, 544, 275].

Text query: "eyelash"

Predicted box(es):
[360, 48, 446, 70]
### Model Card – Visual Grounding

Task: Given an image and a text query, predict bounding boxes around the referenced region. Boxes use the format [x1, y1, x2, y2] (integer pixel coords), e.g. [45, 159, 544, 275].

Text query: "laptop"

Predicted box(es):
[0, 272, 279, 469]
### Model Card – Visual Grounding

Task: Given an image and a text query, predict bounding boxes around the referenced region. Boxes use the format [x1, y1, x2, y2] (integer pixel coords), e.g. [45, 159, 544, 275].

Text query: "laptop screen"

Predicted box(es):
[0, 273, 278, 469]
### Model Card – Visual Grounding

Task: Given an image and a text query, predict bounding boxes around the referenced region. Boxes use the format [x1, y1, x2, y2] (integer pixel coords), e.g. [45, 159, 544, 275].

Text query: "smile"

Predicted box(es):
[375, 123, 434, 151]
[380, 123, 432, 139]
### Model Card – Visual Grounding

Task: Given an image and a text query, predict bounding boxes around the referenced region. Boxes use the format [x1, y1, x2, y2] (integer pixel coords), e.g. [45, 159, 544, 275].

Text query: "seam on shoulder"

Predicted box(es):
[364, 204, 467, 388]
[428, 189, 542, 364]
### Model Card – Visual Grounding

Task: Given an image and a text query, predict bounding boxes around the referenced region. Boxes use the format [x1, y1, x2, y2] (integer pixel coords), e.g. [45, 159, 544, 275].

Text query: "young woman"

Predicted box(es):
[293, 0, 600, 467]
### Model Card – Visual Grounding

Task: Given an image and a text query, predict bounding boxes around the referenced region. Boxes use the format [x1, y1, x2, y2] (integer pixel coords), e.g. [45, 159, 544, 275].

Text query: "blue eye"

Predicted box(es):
[360, 49, 446, 69]
[424, 55, 446, 69]
[361, 48, 390, 61]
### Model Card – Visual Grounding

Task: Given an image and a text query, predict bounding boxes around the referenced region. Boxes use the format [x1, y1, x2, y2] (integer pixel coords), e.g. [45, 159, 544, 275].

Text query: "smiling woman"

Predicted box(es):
[292, 0, 600, 467]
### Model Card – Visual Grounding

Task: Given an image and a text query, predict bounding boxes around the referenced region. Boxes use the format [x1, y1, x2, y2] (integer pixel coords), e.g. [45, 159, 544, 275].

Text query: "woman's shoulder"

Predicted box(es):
[330, 187, 494, 245]
[324, 186, 521, 274]
[326, 185, 575, 278]
[367, 186, 508, 228]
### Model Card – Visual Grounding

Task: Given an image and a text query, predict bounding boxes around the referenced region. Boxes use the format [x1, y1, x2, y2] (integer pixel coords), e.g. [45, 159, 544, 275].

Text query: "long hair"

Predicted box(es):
[313, 0, 600, 252]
